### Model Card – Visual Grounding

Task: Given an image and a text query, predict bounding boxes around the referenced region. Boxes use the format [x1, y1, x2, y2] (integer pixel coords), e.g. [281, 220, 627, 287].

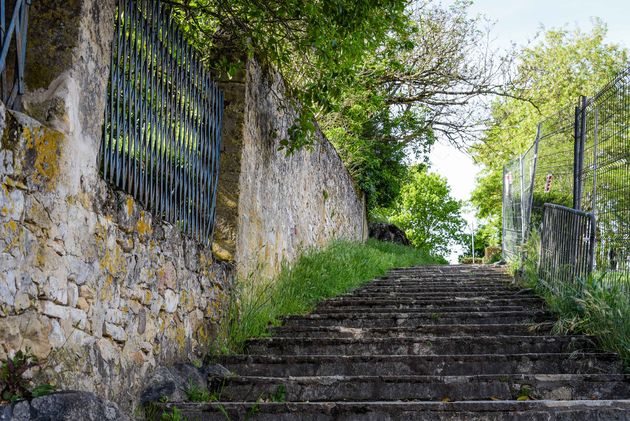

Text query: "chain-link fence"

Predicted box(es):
[502, 65, 630, 294]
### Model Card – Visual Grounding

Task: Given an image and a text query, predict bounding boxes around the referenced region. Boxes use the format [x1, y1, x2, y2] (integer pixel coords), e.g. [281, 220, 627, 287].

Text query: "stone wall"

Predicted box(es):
[0, 0, 366, 412]
[214, 60, 368, 278]
[0, 0, 232, 411]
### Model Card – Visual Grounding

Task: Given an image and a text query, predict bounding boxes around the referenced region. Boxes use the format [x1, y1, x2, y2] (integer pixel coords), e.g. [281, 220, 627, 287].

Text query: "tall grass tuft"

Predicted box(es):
[520, 232, 630, 369]
[210, 239, 442, 355]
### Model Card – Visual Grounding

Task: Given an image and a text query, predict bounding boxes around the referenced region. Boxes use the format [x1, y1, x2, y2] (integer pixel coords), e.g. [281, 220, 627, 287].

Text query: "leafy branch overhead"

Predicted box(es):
[175, 0, 517, 145]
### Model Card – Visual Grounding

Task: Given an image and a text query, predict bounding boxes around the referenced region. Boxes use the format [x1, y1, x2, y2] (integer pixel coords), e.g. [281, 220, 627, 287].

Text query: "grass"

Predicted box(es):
[518, 233, 630, 369]
[210, 239, 442, 354]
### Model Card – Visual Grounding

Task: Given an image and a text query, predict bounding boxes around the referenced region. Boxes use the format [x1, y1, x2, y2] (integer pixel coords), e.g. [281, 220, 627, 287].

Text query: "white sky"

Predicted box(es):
[429, 0, 630, 262]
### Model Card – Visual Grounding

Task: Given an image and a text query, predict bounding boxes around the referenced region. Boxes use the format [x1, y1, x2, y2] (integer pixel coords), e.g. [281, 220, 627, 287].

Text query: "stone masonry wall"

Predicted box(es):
[0, 0, 232, 411]
[235, 60, 367, 278]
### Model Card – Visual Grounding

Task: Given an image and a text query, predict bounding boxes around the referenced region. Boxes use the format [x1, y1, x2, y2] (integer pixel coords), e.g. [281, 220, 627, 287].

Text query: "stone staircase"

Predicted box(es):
[164, 265, 630, 420]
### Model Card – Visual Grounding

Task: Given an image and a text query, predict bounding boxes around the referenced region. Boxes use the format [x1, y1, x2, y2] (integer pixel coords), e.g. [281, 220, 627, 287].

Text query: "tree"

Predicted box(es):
[319, 0, 514, 211]
[386, 166, 464, 256]
[470, 22, 628, 240]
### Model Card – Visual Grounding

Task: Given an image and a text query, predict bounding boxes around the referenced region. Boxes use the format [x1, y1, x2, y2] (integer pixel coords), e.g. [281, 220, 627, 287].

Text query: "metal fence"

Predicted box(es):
[579, 67, 630, 292]
[502, 139, 537, 262]
[0, 0, 30, 109]
[502, 64, 630, 294]
[539, 204, 595, 288]
[101, 0, 224, 246]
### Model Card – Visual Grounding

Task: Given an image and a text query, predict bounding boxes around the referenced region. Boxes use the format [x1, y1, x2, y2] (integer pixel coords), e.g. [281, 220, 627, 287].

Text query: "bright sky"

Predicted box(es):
[430, 0, 630, 262]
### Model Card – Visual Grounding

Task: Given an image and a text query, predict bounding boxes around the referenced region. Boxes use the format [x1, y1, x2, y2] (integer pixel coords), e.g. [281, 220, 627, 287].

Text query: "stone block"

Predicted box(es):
[79, 285, 95, 300]
[40, 300, 71, 320]
[0, 271, 17, 306]
[0, 149, 13, 176]
[104, 322, 127, 342]
[43, 276, 68, 305]
[69, 307, 88, 330]
[67, 281, 79, 307]
[76, 297, 90, 312]
[106, 308, 124, 325]
[163, 289, 179, 313]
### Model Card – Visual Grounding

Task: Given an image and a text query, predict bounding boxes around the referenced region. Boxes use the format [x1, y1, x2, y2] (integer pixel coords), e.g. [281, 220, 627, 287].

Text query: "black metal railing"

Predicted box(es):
[539, 203, 595, 288]
[0, 0, 30, 109]
[101, 0, 224, 246]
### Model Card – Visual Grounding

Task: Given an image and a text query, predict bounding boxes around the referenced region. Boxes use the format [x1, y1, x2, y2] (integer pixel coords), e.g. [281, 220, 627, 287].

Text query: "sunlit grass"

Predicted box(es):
[210, 239, 443, 354]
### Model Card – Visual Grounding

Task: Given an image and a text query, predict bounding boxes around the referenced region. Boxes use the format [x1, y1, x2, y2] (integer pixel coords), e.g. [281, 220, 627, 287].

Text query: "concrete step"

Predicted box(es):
[245, 335, 596, 356]
[160, 399, 630, 420]
[268, 323, 555, 338]
[219, 353, 623, 377]
[282, 311, 555, 327]
[216, 373, 630, 402]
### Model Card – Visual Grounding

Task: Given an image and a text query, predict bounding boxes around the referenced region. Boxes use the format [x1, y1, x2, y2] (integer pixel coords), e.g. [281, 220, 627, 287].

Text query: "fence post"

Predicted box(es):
[501, 165, 507, 260]
[573, 95, 587, 210]
[519, 154, 526, 244]
[525, 124, 541, 240]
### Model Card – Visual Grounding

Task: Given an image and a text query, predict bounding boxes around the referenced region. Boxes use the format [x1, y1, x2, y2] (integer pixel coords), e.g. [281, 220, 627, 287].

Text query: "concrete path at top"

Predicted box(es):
[163, 265, 630, 420]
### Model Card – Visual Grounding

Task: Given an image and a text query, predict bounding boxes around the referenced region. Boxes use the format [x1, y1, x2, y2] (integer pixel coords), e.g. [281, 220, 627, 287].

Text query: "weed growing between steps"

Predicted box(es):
[518, 233, 630, 369]
[210, 239, 442, 354]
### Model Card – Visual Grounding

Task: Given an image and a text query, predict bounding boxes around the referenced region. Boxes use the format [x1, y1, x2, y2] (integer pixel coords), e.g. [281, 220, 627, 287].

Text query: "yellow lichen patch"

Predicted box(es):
[99, 245, 127, 277]
[4, 220, 18, 232]
[126, 197, 134, 217]
[24, 126, 64, 190]
[196, 325, 209, 343]
[175, 326, 186, 350]
[0, 207, 8, 217]
[100, 275, 114, 301]
[144, 290, 152, 305]
[136, 211, 152, 237]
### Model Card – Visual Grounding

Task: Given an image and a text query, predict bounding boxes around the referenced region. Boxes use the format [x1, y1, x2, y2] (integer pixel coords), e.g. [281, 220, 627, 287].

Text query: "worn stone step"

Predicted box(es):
[219, 353, 622, 377]
[245, 335, 596, 356]
[216, 373, 630, 403]
[364, 278, 515, 288]
[355, 286, 524, 293]
[282, 311, 555, 327]
[318, 297, 546, 308]
[268, 323, 554, 338]
[313, 305, 543, 315]
[339, 291, 540, 299]
[161, 399, 630, 420]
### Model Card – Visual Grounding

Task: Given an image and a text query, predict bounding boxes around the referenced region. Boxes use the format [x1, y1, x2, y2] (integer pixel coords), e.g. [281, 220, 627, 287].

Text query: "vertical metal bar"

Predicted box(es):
[573, 107, 581, 209]
[526, 124, 541, 240]
[210, 89, 224, 244]
[130, 0, 140, 196]
[140, 0, 150, 205]
[163, 7, 174, 223]
[114, 0, 129, 188]
[577, 95, 588, 209]
[17, 0, 28, 97]
[195, 55, 203, 240]
[177, 27, 186, 226]
[592, 106, 599, 224]
[1, 0, 6, 101]
[103, 0, 119, 181]
[157, 2, 167, 218]
[147, 0, 157, 210]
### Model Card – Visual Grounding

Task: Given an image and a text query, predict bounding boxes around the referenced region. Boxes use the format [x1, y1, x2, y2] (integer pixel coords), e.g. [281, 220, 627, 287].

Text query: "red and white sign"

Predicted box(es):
[544, 174, 553, 193]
